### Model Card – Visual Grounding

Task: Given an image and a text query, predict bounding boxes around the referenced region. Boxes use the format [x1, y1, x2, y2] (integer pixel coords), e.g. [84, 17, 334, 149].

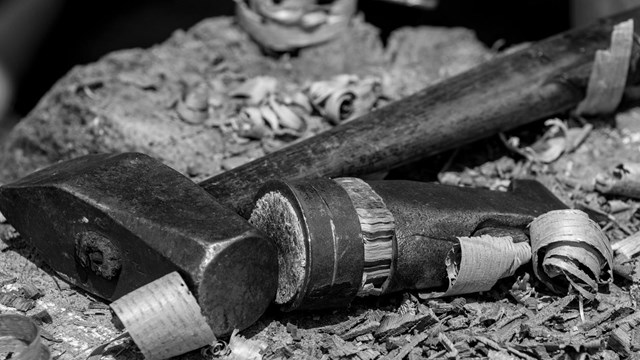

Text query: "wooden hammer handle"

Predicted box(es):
[200, 8, 640, 216]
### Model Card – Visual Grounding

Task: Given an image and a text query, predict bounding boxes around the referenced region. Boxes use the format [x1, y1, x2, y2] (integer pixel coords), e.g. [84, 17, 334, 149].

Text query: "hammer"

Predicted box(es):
[1, 8, 640, 336]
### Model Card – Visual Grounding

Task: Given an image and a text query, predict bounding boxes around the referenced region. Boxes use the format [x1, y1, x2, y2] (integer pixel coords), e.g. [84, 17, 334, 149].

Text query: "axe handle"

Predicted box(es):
[200, 7, 640, 216]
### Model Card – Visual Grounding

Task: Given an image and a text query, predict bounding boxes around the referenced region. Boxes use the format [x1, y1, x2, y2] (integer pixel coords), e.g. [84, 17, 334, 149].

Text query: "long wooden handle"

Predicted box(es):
[200, 8, 640, 216]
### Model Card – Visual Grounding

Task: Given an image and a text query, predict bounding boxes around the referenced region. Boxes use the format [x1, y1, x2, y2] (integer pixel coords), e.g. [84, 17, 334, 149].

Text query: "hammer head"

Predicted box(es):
[0, 153, 278, 336]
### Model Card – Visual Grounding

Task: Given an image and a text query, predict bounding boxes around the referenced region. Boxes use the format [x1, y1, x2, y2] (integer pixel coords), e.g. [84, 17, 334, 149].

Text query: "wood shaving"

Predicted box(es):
[501, 119, 592, 164]
[230, 76, 279, 105]
[420, 235, 531, 299]
[577, 19, 635, 116]
[530, 210, 613, 300]
[306, 74, 382, 124]
[223, 329, 267, 360]
[595, 162, 640, 199]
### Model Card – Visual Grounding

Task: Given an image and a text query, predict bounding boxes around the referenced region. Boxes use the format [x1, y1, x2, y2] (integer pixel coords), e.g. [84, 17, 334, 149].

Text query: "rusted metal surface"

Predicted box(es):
[0, 153, 278, 336]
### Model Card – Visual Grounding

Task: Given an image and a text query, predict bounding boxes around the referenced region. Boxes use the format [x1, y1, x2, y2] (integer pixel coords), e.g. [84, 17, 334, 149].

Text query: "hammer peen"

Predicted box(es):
[1, 8, 640, 336]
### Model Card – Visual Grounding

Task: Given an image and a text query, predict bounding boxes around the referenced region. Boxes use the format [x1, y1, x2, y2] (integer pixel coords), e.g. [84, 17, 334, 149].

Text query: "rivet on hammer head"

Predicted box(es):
[74, 231, 122, 280]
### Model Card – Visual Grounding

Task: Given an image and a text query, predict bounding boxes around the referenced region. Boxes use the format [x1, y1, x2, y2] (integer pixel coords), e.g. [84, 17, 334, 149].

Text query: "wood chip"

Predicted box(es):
[0, 270, 16, 286]
[530, 210, 613, 300]
[0, 292, 36, 312]
[596, 163, 640, 199]
[30, 309, 53, 324]
[375, 310, 439, 341]
[526, 294, 575, 328]
[341, 320, 380, 341]
[577, 19, 634, 116]
[19, 284, 42, 300]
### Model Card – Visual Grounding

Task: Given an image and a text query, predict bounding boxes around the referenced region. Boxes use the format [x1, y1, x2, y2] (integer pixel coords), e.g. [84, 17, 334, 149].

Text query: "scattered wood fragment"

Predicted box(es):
[0, 291, 35, 311]
[596, 163, 640, 200]
[375, 309, 439, 341]
[608, 327, 632, 357]
[30, 309, 53, 325]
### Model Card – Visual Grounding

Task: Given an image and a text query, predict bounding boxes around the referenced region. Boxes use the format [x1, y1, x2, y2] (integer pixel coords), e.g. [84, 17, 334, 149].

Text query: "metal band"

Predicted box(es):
[334, 177, 395, 296]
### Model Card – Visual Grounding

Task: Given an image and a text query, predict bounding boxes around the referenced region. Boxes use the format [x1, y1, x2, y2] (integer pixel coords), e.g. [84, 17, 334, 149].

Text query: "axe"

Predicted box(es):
[1, 8, 640, 336]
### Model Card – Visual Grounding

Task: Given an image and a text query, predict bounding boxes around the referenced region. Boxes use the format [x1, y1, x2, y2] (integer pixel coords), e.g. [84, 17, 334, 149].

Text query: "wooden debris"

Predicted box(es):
[286, 323, 301, 342]
[19, 283, 42, 299]
[501, 119, 592, 164]
[596, 163, 640, 200]
[226, 329, 268, 360]
[438, 332, 458, 358]
[387, 332, 429, 360]
[320, 310, 377, 336]
[530, 210, 613, 300]
[612, 230, 640, 259]
[324, 334, 363, 358]
[0, 291, 36, 311]
[579, 306, 620, 331]
[30, 309, 53, 324]
[0, 270, 16, 286]
[375, 309, 439, 341]
[577, 19, 635, 116]
[341, 320, 381, 341]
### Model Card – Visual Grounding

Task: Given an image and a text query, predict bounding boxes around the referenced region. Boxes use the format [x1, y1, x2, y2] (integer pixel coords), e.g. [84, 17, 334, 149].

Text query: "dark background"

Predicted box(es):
[12, 0, 570, 117]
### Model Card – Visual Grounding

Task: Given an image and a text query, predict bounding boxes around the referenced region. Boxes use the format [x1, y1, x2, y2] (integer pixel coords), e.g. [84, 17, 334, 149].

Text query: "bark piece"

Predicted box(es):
[0, 292, 35, 311]
[608, 328, 632, 357]
[525, 294, 575, 328]
[390, 332, 430, 360]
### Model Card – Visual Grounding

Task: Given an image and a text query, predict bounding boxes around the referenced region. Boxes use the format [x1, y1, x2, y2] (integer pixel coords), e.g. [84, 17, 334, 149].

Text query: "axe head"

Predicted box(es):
[0, 153, 278, 336]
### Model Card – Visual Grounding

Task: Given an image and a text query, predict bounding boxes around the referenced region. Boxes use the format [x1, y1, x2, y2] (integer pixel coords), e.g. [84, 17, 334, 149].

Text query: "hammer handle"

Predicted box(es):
[200, 8, 640, 216]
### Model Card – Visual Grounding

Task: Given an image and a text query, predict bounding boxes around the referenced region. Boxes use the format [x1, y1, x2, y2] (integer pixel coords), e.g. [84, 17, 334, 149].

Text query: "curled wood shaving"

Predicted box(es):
[612, 231, 640, 259]
[230, 76, 279, 105]
[238, 95, 307, 139]
[109, 272, 216, 359]
[595, 163, 640, 199]
[306, 74, 382, 124]
[223, 329, 267, 360]
[500, 119, 592, 163]
[529, 210, 613, 300]
[420, 235, 530, 299]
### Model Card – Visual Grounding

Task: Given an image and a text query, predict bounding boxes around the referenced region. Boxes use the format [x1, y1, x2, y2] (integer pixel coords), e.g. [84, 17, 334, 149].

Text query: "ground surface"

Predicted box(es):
[2, 13, 640, 360]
